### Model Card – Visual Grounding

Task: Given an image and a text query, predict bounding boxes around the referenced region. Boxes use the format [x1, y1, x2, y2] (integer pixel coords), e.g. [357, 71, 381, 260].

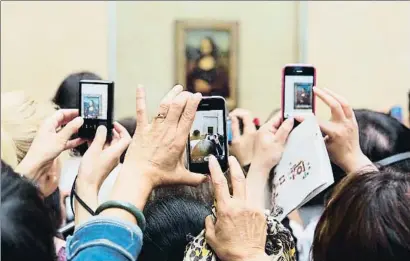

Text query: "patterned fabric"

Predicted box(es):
[183, 209, 296, 261]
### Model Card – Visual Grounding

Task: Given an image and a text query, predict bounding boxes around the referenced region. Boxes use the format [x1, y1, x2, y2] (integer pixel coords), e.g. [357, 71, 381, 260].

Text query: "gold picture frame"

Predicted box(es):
[175, 20, 239, 109]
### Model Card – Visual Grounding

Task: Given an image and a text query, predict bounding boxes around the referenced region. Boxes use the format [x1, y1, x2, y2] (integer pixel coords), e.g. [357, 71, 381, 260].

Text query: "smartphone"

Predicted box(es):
[188, 96, 228, 174]
[78, 80, 114, 140]
[282, 64, 316, 121]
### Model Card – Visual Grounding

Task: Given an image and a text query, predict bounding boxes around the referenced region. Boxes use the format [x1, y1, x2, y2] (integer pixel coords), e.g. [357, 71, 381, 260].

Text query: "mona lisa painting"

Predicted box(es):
[175, 20, 239, 109]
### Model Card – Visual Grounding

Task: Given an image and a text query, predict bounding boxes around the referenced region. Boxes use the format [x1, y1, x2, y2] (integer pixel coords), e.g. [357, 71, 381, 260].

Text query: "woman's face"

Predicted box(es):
[200, 38, 213, 55]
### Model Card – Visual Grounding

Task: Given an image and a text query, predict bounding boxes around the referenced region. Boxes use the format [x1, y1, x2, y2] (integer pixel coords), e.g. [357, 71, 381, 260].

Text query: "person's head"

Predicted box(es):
[312, 170, 410, 261]
[1, 161, 56, 261]
[53, 71, 102, 109]
[1, 91, 57, 168]
[139, 196, 212, 261]
[355, 109, 410, 172]
[199, 37, 218, 58]
[192, 129, 200, 137]
[117, 117, 136, 163]
[191, 140, 217, 158]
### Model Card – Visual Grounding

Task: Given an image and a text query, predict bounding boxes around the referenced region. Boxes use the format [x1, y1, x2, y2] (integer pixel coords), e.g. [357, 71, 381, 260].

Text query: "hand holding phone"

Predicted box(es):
[78, 80, 114, 140]
[282, 64, 316, 121]
[187, 96, 229, 174]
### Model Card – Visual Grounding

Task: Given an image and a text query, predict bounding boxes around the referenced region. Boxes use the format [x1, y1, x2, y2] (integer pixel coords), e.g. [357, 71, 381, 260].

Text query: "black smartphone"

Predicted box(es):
[188, 96, 228, 174]
[78, 80, 114, 140]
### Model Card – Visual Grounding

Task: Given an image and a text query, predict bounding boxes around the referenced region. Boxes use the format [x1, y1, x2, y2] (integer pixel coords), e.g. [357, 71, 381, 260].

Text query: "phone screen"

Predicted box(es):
[79, 80, 114, 139]
[188, 98, 228, 174]
[81, 83, 109, 120]
[283, 66, 315, 119]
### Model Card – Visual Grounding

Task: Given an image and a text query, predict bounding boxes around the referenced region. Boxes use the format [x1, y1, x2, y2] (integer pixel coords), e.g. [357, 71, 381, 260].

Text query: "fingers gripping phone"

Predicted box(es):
[282, 64, 316, 121]
[78, 80, 114, 140]
[188, 96, 229, 174]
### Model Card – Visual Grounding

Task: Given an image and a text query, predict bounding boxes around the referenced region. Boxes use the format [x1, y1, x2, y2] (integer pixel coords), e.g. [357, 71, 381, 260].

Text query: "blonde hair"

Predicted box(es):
[1, 91, 57, 168]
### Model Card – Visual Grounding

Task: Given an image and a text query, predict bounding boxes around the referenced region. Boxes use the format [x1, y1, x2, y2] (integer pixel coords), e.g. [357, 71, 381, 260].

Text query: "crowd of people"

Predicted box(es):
[1, 71, 410, 261]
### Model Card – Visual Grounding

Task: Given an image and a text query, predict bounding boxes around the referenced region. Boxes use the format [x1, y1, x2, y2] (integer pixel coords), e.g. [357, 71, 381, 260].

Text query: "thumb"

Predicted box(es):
[275, 118, 294, 143]
[88, 126, 107, 152]
[59, 117, 84, 141]
[179, 168, 208, 186]
[205, 215, 217, 246]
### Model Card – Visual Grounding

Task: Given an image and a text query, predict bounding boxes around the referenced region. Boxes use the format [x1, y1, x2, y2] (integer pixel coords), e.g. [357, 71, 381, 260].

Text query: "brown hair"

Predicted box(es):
[312, 170, 410, 261]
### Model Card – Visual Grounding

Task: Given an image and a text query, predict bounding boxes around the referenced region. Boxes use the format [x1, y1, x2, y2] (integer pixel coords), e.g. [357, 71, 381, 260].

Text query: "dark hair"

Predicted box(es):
[192, 130, 200, 136]
[312, 170, 410, 261]
[53, 71, 102, 109]
[139, 196, 212, 261]
[199, 37, 219, 60]
[1, 161, 56, 261]
[44, 188, 63, 229]
[53, 71, 102, 156]
[117, 117, 136, 163]
[355, 109, 410, 166]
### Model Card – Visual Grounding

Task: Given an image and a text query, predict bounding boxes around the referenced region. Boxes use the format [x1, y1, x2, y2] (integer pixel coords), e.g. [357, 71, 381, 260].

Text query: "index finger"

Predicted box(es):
[209, 155, 230, 208]
[230, 109, 255, 133]
[48, 109, 79, 130]
[314, 87, 345, 121]
[323, 88, 354, 119]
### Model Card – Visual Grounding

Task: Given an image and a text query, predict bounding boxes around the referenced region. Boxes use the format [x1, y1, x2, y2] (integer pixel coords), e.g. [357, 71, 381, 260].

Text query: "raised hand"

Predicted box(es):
[205, 156, 269, 261]
[303, 87, 375, 173]
[246, 113, 294, 207]
[75, 123, 131, 225]
[16, 109, 86, 196]
[108, 85, 207, 214]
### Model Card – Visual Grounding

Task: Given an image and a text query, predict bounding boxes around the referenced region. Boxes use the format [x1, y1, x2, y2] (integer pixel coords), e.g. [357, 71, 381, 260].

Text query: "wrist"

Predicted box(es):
[342, 152, 375, 174]
[110, 167, 153, 210]
[231, 252, 269, 261]
[15, 156, 46, 180]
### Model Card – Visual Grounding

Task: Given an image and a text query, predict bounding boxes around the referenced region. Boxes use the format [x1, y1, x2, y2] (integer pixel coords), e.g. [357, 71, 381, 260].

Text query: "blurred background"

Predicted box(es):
[2, 1, 409, 123]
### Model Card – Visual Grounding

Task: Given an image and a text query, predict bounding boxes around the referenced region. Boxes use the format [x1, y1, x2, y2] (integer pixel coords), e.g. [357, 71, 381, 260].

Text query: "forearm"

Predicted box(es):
[246, 164, 271, 209]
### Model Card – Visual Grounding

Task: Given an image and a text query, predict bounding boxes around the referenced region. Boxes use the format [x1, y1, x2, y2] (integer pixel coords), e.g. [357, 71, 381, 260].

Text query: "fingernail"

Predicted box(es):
[194, 92, 202, 99]
[97, 125, 107, 134]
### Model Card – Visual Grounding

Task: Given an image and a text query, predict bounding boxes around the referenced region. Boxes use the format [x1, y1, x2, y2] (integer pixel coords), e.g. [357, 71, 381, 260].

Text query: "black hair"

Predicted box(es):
[138, 196, 212, 261]
[355, 109, 410, 162]
[44, 188, 63, 229]
[53, 71, 102, 156]
[1, 161, 56, 261]
[117, 117, 136, 163]
[53, 71, 102, 109]
[192, 129, 200, 136]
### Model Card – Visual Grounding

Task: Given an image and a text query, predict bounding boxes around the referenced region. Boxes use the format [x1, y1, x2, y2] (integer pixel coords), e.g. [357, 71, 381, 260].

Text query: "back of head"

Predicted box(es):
[1, 91, 56, 168]
[1, 161, 56, 261]
[139, 196, 212, 261]
[313, 170, 410, 261]
[53, 71, 102, 109]
[355, 109, 410, 172]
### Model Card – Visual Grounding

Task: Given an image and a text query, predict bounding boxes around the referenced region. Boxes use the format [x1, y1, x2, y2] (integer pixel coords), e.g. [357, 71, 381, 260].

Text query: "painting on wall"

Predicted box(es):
[175, 20, 239, 109]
